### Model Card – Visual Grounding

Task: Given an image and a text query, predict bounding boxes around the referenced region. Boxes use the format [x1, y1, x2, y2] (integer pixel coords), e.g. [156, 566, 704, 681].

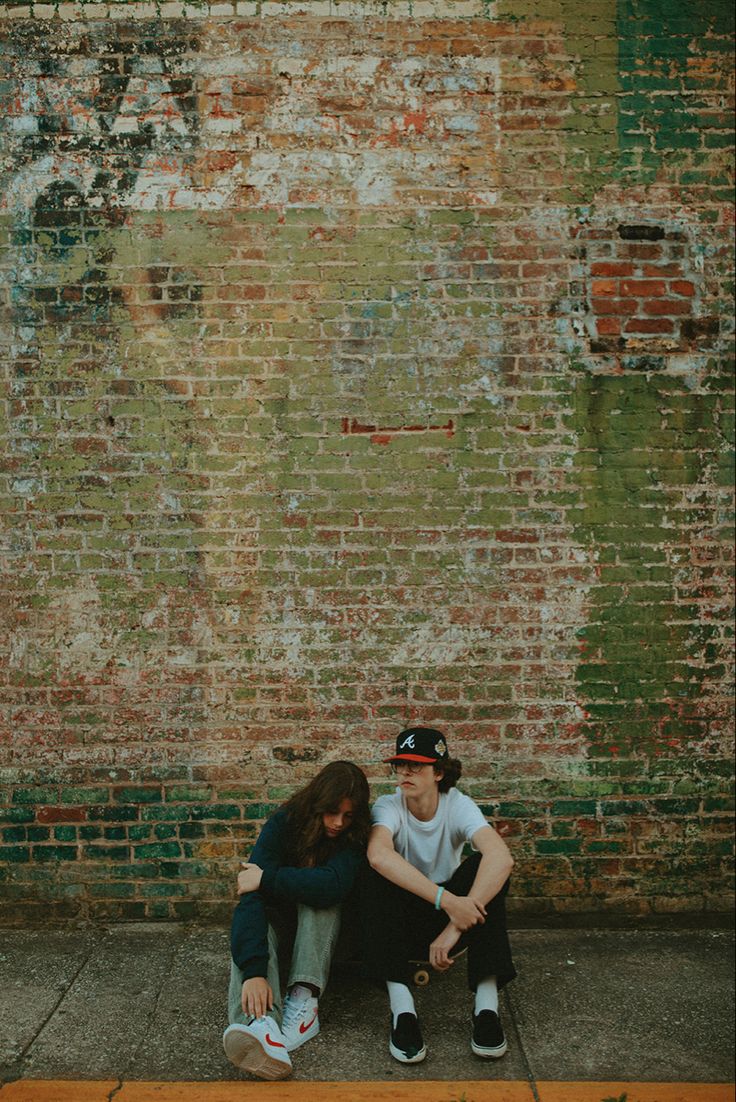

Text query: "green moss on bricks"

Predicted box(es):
[0, 809, 35, 824]
[570, 373, 722, 754]
[1, 847, 31, 863]
[13, 788, 57, 805]
[535, 840, 583, 855]
[617, 0, 733, 184]
[134, 843, 182, 860]
[166, 786, 213, 802]
[115, 787, 162, 804]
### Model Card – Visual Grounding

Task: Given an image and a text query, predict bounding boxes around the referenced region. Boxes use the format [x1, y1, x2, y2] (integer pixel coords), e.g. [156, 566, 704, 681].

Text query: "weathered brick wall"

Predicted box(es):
[0, 0, 733, 923]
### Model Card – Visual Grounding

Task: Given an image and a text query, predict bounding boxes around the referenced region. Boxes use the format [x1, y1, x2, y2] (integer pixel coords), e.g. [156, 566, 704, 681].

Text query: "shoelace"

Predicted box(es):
[282, 997, 314, 1032]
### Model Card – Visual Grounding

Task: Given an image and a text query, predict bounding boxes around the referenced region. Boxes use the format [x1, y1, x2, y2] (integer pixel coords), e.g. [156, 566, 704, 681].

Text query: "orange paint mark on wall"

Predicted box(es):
[404, 109, 428, 134]
[342, 418, 455, 443]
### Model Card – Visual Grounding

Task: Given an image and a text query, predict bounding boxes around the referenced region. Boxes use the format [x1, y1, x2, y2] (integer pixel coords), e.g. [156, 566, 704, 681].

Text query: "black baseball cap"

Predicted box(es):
[383, 727, 449, 764]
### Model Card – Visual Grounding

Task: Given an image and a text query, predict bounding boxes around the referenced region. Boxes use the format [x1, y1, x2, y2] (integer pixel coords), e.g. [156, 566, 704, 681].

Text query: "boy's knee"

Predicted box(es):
[444, 851, 482, 892]
[359, 863, 394, 900]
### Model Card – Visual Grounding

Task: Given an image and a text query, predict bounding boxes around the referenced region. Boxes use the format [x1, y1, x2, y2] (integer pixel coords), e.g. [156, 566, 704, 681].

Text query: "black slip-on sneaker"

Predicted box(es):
[389, 1012, 427, 1063]
[471, 1009, 508, 1058]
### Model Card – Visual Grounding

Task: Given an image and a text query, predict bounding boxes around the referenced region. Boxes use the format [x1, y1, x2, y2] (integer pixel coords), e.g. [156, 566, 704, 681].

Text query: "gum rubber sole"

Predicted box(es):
[222, 1024, 292, 1081]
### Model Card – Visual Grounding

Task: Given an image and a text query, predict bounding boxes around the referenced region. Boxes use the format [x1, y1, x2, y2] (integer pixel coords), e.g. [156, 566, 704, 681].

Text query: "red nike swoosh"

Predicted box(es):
[299, 1011, 318, 1034]
[265, 1033, 286, 1049]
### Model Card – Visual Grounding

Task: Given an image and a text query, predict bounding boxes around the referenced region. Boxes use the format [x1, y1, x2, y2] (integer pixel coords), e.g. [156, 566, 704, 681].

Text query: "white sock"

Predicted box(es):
[387, 981, 416, 1025]
[474, 975, 499, 1015]
[288, 983, 315, 1003]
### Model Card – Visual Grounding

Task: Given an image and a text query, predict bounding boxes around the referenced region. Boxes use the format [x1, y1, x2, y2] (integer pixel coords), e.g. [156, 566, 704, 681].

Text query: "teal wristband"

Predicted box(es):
[434, 886, 445, 911]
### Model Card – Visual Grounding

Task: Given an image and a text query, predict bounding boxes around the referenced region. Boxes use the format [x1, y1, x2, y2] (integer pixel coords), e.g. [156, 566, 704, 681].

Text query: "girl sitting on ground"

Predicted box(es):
[223, 760, 370, 1081]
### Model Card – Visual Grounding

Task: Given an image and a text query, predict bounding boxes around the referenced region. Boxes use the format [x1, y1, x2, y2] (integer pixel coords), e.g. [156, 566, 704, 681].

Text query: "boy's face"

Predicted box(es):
[393, 762, 442, 800]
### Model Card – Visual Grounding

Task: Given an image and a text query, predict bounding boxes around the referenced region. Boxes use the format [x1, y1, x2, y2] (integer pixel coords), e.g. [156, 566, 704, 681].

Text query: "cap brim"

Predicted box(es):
[383, 754, 438, 764]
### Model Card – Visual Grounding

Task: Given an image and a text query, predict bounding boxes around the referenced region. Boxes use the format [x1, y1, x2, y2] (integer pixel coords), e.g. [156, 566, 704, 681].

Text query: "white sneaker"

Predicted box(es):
[222, 1018, 292, 1080]
[281, 992, 320, 1052]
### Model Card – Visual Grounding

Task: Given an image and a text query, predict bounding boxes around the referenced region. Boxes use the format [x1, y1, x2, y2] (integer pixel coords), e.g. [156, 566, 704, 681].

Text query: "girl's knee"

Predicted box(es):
[297, 902, 341, 929]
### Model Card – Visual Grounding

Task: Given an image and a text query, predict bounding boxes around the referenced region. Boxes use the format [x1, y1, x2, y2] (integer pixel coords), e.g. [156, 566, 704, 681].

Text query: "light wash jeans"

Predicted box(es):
[228, 902, 342, 1027]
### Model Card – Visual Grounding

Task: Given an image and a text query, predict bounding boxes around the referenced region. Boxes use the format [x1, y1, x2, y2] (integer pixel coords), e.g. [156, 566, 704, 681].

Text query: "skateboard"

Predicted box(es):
[410, 945, 467, 986]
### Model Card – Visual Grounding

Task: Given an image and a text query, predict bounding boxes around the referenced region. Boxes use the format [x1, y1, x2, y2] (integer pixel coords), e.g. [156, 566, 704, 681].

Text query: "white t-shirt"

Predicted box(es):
[371, 787, 488, 884]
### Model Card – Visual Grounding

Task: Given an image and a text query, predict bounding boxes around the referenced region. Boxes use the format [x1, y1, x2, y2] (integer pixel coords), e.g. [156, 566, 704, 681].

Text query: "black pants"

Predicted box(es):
[360, 853, 516, 992]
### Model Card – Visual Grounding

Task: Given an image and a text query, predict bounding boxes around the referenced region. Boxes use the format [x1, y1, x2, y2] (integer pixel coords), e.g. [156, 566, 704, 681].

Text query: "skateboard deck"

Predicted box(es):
[409, 945, 467, 986]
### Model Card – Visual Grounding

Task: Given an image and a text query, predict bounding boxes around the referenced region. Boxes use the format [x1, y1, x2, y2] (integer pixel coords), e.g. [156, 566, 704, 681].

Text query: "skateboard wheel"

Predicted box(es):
[413, 968, 430, 987]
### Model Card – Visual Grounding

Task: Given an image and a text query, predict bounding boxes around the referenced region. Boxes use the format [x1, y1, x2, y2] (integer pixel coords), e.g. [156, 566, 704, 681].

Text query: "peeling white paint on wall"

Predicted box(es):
[1, 35, 501, 213]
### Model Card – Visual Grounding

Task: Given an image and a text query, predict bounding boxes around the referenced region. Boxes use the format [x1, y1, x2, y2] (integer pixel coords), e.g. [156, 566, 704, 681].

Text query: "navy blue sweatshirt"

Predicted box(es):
[230, 808, 364, 980]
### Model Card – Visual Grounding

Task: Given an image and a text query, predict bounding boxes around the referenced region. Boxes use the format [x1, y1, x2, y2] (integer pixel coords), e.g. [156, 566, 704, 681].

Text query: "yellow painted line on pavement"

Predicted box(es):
[0, 1085, 119, 1101]
[0, 1081, 535, 1101]
[537, 1084, 735, 1102]
[115, 1083, 536, 1102]
[1, 1083, 733, 1102]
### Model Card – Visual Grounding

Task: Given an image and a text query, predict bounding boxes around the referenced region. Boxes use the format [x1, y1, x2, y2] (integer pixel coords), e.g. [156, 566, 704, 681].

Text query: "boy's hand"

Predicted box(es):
[429, 923, 462, 971]
[237, 863, 263, 895]
[441, 891, 486, 931]
[241, 977, 273, 1019]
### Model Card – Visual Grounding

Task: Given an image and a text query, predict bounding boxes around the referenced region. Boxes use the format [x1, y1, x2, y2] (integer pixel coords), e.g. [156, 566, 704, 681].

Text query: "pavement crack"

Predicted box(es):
[107, 1080, 124, 1101]
[504, 986, 540, 1102]
[8, 932, 100, 1078]
[125, 926, 188, 1074]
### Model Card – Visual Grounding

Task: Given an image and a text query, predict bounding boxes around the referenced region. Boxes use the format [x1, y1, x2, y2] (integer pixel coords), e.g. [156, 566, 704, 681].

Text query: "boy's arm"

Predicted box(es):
[428, 825, 513, 971]
[367, 824, 485, 931]
[466, 824, 514, 906]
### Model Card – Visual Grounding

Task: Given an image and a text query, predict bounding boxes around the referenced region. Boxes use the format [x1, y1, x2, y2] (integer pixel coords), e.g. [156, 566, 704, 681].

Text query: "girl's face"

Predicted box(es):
[322, 797, 355, 840]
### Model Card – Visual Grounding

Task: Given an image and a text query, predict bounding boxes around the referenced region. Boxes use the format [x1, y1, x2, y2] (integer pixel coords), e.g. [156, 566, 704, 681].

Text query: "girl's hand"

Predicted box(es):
[429, 924, 462, 972]
[441, 891, 486, 931]
[241, 977, 273, 1019]
[237, 863, 264, 895]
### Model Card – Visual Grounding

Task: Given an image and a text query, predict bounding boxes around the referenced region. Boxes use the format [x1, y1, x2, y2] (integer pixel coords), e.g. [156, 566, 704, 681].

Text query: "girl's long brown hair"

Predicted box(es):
[282, 760, 371, 868]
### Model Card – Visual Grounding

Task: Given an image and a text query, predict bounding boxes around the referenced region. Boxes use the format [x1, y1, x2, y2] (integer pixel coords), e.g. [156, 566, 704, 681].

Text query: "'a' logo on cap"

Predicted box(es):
[400, 734, 415, 749]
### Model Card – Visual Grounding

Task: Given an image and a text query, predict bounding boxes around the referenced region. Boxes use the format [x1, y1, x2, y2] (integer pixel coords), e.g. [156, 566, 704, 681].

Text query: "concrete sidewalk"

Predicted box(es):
[0, 925, 733, 1091]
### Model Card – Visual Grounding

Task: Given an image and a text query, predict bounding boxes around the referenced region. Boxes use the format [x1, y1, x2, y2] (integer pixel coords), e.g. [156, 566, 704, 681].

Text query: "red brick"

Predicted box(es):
[671, 279, 696, 296]
[624, 318, 674, 334]
[591, 297, 638, 315]
[591, 279, 618, 295]
[495, 529, 540, 543]
[37, 807, 87, 823]
[644, 298, 692, 316]
[622, 244, 663, 260]
[643, 263, 683, 277]
[590, 262, 635, 277]
[621, 279, 666, 297]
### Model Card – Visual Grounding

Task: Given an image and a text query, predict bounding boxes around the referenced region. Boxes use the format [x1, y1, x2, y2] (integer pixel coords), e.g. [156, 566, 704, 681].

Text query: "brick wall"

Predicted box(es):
[0, 0, 733, 924]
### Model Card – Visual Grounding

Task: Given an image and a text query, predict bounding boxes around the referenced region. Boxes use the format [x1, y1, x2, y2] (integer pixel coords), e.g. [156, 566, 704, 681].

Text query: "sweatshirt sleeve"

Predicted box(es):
[248, 809, 288, 872]
[229, 810, 288, 980]
[259, 843, 363, 908]
[230, 891, 269, 980]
